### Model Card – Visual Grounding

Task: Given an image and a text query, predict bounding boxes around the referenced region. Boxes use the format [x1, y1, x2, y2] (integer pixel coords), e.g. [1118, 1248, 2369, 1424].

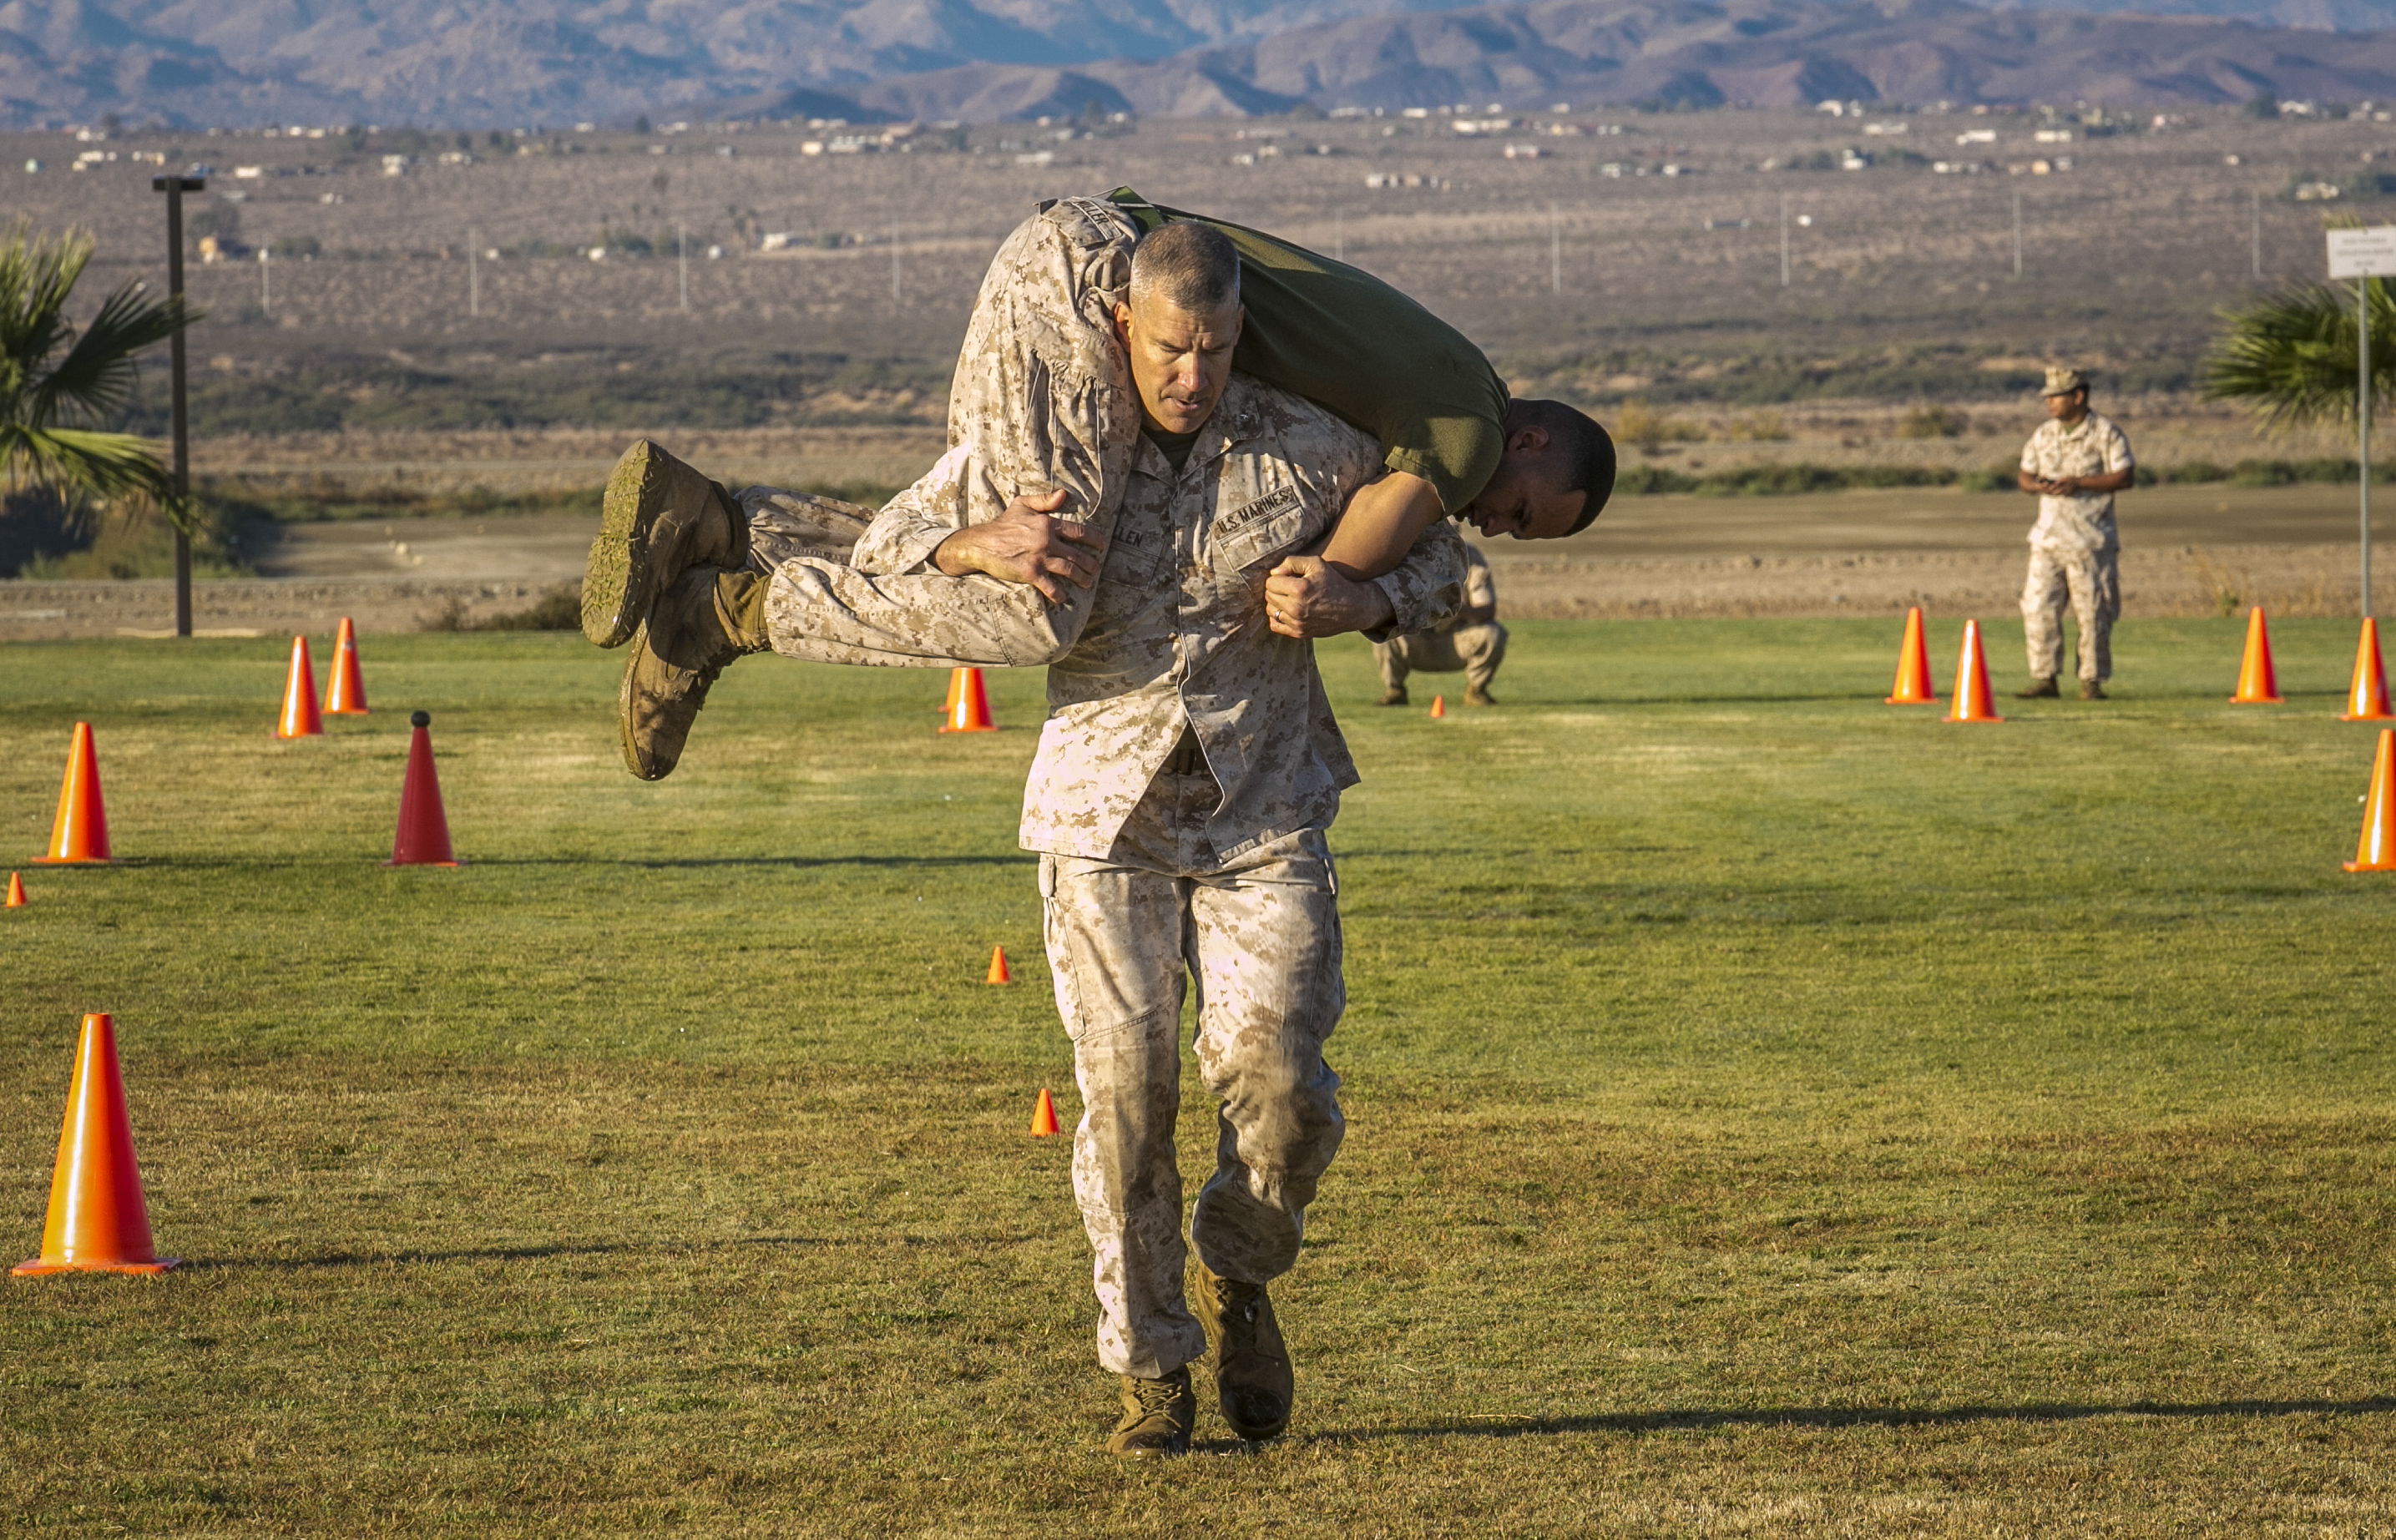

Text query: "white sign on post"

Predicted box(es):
[2329, 226, 2396, 277]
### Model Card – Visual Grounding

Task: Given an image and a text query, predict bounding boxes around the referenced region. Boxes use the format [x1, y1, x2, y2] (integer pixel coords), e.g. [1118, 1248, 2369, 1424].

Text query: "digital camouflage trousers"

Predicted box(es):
[2021, 543, 2119, 684]
[1039, 754, 1347, 1379]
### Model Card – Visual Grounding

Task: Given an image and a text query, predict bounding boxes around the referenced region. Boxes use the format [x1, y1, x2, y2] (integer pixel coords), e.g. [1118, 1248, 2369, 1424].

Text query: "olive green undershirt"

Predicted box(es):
[1105, 187, 1509, 516]
[1141, 422, 1202, 473]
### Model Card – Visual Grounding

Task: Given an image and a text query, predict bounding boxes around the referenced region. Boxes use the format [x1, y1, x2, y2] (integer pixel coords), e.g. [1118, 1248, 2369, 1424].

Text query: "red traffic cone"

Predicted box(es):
[6, 872, 24, 907]
[13, 1014, 177, 1275]
[387, 711, 460, 866]
[943, 666, 966, 717]
[940, 667, 998, 733]
[1885, 606, 1939, 704]
[2346, 729, 2396, 871]
[1029, 1088, 1060, 1137]
[2231, 606, 2282, 704]
[986, 945, 1012, 985]
[37, 722, 111, 865]
[1944, 619, 2004, 724]
[324, 617, 370, 716]
[1429, 694, 1447, 719]
[276, 635, 325, 739]
[2342, 617, 2393, 721]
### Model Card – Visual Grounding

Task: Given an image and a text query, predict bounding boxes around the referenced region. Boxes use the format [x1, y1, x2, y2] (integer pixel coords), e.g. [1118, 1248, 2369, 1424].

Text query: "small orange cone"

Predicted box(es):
[14, 1013, 177, 1275]
[1885, 606, 1939, 704]
[940, 667, 998, 732]
[275, 635, 325, 739]
[943, 666, 965, 717]
[1029, 1088, 1060, 1137]
[37, 722, 111, 864]
[986, 945, 1012, 985]
[2346, 729, 2396, 871]
[2231, 606, 2283, 704]
[2341, 618, 2393, 721]
[1429, 694, 1447, 719]
[1944, 619, 2004, 724]
[6, 872, 24, 907]
[324, 617, 370, 716]
[387, 711, 460, 867]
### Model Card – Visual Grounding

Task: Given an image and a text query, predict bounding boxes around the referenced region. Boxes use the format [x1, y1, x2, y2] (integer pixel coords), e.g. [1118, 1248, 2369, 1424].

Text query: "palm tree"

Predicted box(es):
[2203, 279, 2396, 426]
[0, 221, 195, 528]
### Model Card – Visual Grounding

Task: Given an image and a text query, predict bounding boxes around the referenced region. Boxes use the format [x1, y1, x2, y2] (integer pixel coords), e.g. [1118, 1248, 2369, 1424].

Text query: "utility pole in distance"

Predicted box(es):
[468, 227, 479, 318]
[152, 173, 204, 639]
[1780, 192, 1790, 287]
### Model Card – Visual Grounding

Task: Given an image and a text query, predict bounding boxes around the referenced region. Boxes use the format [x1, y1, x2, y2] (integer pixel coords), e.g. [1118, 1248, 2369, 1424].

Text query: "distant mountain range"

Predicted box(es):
[4, 0, 2396, 127]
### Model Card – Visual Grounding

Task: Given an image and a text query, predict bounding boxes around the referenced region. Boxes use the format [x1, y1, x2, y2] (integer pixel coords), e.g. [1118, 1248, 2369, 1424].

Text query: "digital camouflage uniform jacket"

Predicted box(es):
[994, 376, 1463, 861]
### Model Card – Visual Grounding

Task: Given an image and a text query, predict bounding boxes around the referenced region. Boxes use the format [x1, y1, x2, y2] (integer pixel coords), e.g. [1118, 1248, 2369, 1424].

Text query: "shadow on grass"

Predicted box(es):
[186, 1235, 866, 1270]
[1312, 1396, 2396, 1443]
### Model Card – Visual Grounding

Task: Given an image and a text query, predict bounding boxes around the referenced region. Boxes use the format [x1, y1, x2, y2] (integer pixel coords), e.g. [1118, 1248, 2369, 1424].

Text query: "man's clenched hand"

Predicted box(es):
[932, 489, 1110, 604]
[1265, 555, 1395, 639]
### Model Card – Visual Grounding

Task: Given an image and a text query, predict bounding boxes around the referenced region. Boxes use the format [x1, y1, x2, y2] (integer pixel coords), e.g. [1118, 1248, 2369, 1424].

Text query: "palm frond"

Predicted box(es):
[2203, 280, 2396, 427]
[0, 425, 185, 528]
[0, 221, 88, 425]
[0, 223, 197, 533]
[29, 284, 193, 429]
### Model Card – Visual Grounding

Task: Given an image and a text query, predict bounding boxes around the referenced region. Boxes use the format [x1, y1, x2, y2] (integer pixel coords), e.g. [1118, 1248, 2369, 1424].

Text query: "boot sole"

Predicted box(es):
[584, 441, 673, 649]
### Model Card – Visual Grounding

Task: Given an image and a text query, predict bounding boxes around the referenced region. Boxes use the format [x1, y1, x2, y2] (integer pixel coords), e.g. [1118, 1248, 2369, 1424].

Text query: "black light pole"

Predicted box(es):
[152, 174, 205, 638]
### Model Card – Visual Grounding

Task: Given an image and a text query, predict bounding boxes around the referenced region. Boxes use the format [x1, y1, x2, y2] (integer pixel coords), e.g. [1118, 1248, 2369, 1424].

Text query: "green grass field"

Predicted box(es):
[3, 618, 2393, 1535]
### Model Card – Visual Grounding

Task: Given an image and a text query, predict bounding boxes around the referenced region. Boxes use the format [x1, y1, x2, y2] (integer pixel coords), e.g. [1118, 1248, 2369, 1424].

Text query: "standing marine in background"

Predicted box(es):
[2015, 366, 2135, 700]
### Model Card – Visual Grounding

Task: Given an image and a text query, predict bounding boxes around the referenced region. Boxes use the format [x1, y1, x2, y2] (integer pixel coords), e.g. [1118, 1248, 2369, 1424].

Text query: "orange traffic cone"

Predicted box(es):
[13, 1014, 177, 1275]
[324, 617, 370, 716]
[1429, 694, 1447, 719]
[943, 666, 965, 718]
[6, 872, 23, 907]
[1885, 606, 1939, 704]
[2341, 618, 2393, 721]
[275, 635, 325, 739]
[940, 667, 998, 733]
[1944, 619, 2004, 724]
[2346, 729, 2396, 871]
[987, 945, 1013, 985]
[387, 711, 460, 866]
[1029, 1088, 1060, 1137]
[37, 722, 110, 864]
[2231, 606, 2282, 704]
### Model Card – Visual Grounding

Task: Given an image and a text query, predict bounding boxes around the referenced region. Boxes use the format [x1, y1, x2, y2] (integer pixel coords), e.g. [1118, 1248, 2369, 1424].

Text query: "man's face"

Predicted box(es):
[2045, 389, 2088, 424]
[1115, 293, 1242, 436]
[1458, 430, 1586, 540]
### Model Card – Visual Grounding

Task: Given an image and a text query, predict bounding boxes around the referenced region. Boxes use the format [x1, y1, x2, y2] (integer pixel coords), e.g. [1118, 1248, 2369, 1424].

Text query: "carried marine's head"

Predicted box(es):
[1461, 401, 1616, 541]
[1115, 222, 1245, 437]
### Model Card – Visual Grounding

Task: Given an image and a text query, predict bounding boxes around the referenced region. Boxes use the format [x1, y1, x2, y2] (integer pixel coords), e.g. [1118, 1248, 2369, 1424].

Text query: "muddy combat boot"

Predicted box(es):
[1196, 1263, 1293, 1442]
[1377, 686, 1409, 707]
[1464, 685, 1499, 707]
[2080, 679, 2108, 700]
[2014, 677, 2060, 699]
[1104, 1368, 1195, 1459]
[619, 567, 770, 780]
[584, 439, 746, 648]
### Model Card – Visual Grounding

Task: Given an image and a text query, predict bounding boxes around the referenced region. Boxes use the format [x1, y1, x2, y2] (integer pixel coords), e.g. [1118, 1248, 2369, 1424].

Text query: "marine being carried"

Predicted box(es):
[579, 188, 1618, 779]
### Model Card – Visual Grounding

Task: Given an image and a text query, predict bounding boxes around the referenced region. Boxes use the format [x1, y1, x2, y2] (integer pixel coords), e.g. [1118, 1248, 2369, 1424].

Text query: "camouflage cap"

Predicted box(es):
[2041, 366, 2089, 397]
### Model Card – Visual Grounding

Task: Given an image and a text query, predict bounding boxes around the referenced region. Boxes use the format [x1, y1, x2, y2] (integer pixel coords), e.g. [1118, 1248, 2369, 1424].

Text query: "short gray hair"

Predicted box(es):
[1129, 222, 1241, 313]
